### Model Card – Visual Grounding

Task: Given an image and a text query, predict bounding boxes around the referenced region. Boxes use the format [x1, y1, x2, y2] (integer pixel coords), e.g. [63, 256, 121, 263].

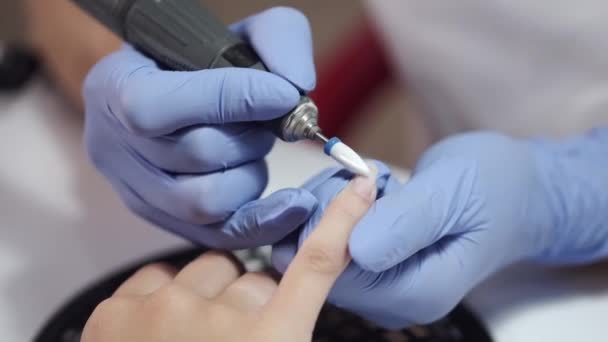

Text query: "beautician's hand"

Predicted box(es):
[83, 7, 317, 248]
[273, 131, 608, 329]
[82, 173, 377, 342]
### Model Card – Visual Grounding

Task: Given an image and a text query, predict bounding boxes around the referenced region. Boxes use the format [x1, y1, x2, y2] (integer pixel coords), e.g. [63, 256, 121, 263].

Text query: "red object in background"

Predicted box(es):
[310, 16, 392, 138]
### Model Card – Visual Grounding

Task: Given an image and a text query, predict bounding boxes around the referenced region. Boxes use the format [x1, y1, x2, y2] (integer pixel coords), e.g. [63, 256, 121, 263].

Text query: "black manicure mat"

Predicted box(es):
[0, 44, 38, 91]
[34, 247, 492, 342]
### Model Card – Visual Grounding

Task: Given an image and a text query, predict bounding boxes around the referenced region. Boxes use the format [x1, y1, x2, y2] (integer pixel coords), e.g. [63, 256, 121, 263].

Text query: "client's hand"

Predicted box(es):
[81, 172, 377, 342]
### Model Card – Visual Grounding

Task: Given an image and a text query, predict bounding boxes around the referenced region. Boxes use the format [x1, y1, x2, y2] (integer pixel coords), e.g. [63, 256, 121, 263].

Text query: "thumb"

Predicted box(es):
[88, 46, 300, 137]
[349, 156, 478, 272]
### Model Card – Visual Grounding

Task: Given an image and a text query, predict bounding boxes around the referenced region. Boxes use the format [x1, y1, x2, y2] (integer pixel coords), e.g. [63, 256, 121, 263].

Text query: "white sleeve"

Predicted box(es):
[366, 0, 608, 139]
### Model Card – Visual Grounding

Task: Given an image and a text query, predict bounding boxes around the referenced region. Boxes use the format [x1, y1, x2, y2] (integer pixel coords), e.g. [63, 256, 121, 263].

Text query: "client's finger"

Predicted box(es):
[174, 251, 244, 298]
[219, 272, 278, 311]
[265, 169, 377, 331]
[114, 263, 177, 296]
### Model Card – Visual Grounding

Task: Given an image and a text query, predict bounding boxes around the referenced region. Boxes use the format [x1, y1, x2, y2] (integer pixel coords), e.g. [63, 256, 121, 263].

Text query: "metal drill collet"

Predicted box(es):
[276, 96, 322, 142]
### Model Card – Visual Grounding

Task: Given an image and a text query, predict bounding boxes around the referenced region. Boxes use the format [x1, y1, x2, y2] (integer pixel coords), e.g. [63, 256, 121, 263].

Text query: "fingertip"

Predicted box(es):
[159, 125, 276, 173]
[226, 69, 301, 121]
[225, 188, 317, 245]
[290, 70, 316, 93]
[349, 200, 442, 273]
[348, 224, 393, 273]
[270, 249, 290, 274]
[259, 189, 317, 225]
[347, 194, 411, 273]
[174, 161, 268, 224]
[231, 7, 316, 91]
[271, 233, 299, 274]
[348, 173, 378, 203]
[292, 188, 319, 212]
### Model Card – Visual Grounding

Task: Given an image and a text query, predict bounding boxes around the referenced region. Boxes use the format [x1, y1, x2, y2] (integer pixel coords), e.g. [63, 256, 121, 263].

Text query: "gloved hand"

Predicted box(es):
[273, 130, 608, 328]
[83, 7, 318, 249]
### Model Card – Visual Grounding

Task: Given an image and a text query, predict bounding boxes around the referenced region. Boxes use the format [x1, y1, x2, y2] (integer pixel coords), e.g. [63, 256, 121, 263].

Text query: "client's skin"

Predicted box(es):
[23, 3, 380, 338]
[82, 172, 377, 342]
[23, 0, 121, 110]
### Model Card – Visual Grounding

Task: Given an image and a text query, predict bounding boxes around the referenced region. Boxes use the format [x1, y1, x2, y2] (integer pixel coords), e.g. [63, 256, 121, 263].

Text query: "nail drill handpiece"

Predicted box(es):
[72, 0, 369, 175]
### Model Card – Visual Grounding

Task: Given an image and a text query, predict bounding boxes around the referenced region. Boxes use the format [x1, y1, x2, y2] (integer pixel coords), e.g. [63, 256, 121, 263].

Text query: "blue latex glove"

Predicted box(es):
[273, 129, 608, 328]
[83, 7, 318, 249]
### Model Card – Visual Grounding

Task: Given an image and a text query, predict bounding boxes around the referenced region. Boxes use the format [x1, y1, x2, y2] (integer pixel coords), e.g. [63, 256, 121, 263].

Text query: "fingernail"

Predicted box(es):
[350, 175, 377, 202]
[366, 161, 378, 177]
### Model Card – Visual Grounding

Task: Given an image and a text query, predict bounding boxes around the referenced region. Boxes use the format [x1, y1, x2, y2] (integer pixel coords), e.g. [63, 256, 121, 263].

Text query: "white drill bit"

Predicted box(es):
[319, 136, 371, 177]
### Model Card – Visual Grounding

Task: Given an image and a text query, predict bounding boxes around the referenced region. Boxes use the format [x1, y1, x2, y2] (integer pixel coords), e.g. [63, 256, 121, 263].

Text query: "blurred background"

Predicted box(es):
[0, 0, 430, 169]
[3, 3, 608, 341]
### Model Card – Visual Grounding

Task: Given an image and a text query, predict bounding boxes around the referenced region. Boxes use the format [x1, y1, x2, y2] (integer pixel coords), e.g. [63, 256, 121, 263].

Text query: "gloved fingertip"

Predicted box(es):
[221, 189, 316, 246]
[230, 7, 316, 92]
[270, 225, 301, 274]
[276, 52, 315, 92]
[258, 188, 318, 225]
[290, 72, 316, 94]
[349, 238, 394, 273]
[347, 214, 394, 272]
[271, 240, 297, 274]
[232, 69, 301, 121]
[348, 195, 419, 273]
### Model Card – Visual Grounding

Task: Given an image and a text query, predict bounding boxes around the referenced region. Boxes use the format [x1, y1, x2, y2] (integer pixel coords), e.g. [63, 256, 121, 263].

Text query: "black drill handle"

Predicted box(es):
[73, 0, 294, 137]
[73, 0, 267, 71]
